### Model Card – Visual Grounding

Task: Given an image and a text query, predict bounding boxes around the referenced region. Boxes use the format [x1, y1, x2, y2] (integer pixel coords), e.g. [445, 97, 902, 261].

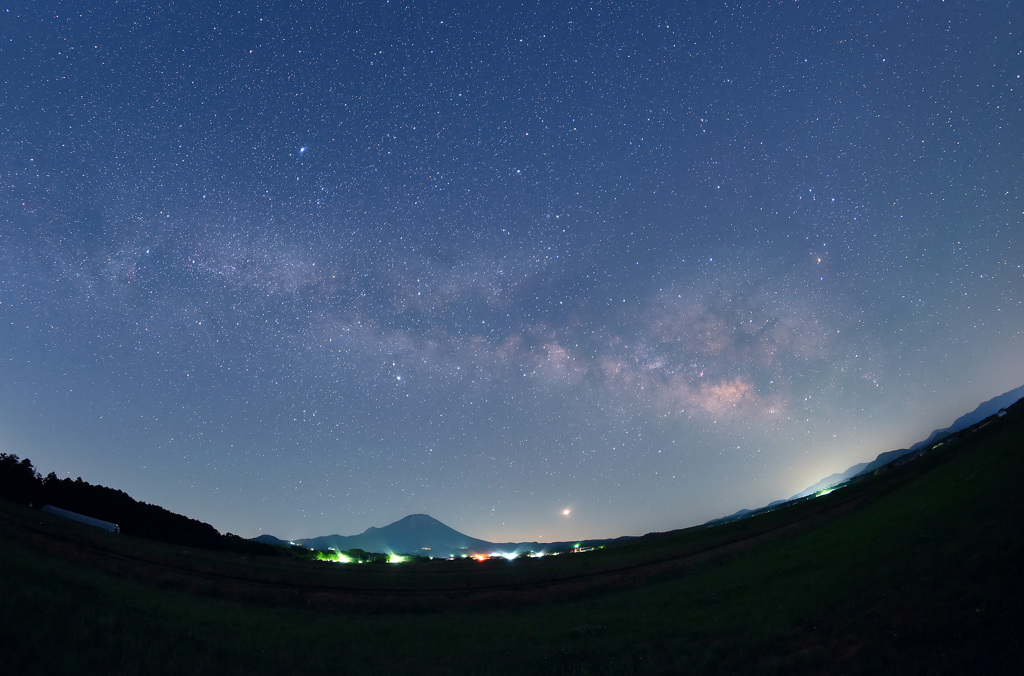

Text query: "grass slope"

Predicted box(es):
[2, 407, 1022, 674]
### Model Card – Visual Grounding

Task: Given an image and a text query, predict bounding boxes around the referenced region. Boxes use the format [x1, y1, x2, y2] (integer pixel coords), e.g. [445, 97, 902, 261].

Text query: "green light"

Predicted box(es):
[313, 549, 352, 563]
[387, 553, 407, 564]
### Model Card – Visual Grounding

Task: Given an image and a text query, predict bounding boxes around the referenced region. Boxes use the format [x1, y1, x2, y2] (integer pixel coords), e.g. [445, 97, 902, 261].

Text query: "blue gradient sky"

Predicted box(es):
[2, 0, 1022, 542]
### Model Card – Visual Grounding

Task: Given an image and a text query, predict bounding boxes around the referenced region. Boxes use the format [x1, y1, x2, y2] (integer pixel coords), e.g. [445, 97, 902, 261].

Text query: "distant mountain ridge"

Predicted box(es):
[792, 384, 1024, 499]
[907, 384, 1024, 453]
[255, 513, 622, 559]
[711, 384, 1024, 524]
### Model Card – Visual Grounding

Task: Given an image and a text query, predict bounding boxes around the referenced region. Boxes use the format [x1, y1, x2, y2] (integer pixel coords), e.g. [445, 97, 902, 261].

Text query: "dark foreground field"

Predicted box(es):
[2, 406, 1023, 674]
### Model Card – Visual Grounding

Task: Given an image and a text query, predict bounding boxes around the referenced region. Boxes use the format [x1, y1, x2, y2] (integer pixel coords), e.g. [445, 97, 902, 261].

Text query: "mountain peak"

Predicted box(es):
[292, 513, 494, 558]
[394, 513, 440, 525]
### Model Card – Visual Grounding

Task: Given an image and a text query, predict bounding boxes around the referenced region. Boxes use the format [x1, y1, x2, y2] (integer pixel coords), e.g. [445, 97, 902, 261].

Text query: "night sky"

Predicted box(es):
[2, 1, 1022, 543]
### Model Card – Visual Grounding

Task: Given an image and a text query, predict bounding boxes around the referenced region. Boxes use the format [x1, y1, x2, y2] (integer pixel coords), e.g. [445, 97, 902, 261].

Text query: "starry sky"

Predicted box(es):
[2, 1, 1022, 543]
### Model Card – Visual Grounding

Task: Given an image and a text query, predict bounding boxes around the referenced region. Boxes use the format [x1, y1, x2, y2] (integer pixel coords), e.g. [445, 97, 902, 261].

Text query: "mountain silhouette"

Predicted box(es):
[709, 384, 1024, 524]
[296, 513, 495, 557]
[791, 384, 1024, 499]
[256, 513, 625, 559]
[907, 383, 1024, 452]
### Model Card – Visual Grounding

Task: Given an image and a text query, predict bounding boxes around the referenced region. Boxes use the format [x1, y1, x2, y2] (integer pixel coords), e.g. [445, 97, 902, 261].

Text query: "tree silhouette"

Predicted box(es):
[0, 454, 42, 505]
[1, 453, 225, 551]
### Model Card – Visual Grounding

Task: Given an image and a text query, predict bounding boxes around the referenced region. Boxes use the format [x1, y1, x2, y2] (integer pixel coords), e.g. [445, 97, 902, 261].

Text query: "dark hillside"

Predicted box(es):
[2, 401, 1022, 673]
[0, 456, 224, 551]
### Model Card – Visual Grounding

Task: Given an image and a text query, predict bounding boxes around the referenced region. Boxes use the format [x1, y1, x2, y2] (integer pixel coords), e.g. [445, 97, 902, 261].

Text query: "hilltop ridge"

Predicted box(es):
[709, 384, 1024, 525]
[793, 384, 1024, 500]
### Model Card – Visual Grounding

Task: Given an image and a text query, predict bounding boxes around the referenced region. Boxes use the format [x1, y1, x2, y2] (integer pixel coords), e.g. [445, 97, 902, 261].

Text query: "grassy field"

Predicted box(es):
[2, 406, 1022, 674]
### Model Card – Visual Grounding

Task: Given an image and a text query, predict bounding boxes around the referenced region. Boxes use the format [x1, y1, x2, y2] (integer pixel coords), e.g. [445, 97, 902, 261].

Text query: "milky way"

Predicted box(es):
[1, 1, 1022, 542]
